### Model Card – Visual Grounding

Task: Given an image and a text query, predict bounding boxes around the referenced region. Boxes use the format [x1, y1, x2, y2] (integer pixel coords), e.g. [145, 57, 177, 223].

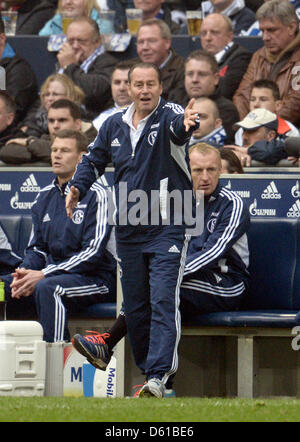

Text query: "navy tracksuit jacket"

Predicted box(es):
[181, 183, 250, 315]
[70, 98, 196, 383]
[5, 178, 116, 342]
[0, 225, 22, 275]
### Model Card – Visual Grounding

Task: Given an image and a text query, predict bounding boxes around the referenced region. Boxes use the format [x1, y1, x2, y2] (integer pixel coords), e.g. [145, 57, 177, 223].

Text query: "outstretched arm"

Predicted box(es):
[65, 185, 80, 219]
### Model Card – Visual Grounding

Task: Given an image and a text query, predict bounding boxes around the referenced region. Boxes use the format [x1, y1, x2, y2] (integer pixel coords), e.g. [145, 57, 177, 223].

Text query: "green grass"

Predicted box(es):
[1, 396, 300, 422]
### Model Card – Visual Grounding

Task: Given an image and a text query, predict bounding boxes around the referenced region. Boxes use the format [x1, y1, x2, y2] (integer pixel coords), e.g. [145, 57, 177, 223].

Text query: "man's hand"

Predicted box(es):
[184, 98, 199, 132]
[57, 41, 80, 68]
[224, 145, 252, 167]
[6, 138, 28, 146]
[65, 185, 80, 218]
[10, 269, 44, 299]
[287, 156, 300, 166]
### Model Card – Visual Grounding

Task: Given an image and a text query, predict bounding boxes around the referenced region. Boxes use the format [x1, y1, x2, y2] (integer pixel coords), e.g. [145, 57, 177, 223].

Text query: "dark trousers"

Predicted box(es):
[2, 273, 115, 342]
[180, 269, 246, 319]
[117, 230, 189, 385]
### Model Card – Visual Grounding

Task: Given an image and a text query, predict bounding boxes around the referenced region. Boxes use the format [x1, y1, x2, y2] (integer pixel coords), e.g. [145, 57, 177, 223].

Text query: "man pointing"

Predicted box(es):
[66, 62, 199, 398]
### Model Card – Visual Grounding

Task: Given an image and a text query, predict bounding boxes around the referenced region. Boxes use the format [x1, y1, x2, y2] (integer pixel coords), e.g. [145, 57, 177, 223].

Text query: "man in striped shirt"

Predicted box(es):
[2, 129, 116, 342]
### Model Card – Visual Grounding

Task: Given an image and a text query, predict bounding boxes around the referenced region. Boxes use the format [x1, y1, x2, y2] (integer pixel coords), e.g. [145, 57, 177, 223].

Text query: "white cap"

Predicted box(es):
[235, 108, 278, 130]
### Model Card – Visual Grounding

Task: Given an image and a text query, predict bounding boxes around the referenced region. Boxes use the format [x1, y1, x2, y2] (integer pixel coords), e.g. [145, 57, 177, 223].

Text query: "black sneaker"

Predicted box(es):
[72, 330, 112, 371]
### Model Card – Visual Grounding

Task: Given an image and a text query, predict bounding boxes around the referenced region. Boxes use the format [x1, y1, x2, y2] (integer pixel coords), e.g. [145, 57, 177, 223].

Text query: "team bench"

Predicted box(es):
[1, 215, 300, 398]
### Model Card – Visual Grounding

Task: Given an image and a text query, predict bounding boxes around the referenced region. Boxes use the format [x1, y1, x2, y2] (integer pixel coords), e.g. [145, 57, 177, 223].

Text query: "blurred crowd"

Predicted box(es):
[0, 0, 298, 168]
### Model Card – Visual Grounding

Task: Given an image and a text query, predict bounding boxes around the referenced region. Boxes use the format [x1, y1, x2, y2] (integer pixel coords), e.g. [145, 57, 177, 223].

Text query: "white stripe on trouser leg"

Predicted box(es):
[65, 284, 109, 297]
[52, 283, 109, 341]
[54, 285, 66, 342]
[162, 234, 190, 385]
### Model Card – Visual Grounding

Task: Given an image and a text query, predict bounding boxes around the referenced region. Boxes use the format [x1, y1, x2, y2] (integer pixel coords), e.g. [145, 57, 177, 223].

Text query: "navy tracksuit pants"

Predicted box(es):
[3, 273, 115, 342]
[117, 229, 189, 385]
[180, 269, 246, 319]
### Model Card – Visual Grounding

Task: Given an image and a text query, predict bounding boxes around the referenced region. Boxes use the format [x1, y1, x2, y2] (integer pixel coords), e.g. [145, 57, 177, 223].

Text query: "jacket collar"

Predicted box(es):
[264, 30, 300, 64]
[203, 181, 222, 205]
[54, 177, 68, 195]
[122, 97, 163, 129]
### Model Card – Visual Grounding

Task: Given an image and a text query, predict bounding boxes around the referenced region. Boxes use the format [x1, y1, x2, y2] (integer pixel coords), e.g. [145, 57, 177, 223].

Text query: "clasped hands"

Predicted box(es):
[10, 268, 44, 299]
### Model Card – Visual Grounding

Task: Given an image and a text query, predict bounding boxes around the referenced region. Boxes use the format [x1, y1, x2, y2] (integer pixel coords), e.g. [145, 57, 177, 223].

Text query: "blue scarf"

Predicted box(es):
[1, 43, 16, 59]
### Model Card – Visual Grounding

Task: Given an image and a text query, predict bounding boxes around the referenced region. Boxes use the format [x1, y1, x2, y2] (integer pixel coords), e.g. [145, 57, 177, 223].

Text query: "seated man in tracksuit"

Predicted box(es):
[72, 143, 250, 396]
[180, 143, 250, 316]
[1, 129, 116, 342]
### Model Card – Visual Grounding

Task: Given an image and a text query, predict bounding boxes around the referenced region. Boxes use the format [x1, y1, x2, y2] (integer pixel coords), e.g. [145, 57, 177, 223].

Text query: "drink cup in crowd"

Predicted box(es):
[186, 10, 202, 36]
[61, 11, 76, 35]
[99, 10, 115, 34]
[126, 8, 143, 35]
[1, 11, 17, 36]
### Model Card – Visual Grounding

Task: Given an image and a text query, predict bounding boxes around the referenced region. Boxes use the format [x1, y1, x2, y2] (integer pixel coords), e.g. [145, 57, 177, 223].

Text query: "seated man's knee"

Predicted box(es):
[34, 277, 61, 299]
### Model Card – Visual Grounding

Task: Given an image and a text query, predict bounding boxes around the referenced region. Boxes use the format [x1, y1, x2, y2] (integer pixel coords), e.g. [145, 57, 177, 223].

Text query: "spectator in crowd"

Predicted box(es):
[57, 16, 117, 119]
[189, 97, 227, 147]
[65, 62, 199, 398]
[219, 147, 244, 173]
[2, 0, 58, 35]
[225, 108, 289, 166]
[1, 129, 116, 342]
[0, 17, 38, 123]
[199, 13, 252, 99]
[135, 19, 186, 104]
[241, 0, 300, 36]
[0, 223, 21, 275]
[235, 79, 299, 145]
[201, 0, 256, 35]
[20, 73, 85, 138]
[39, 0, 102, 36]
[181, 49, 240, 143]
[72, 143, 250, 397]
[233, 0, 300, 127]
[0, 98, 97, 164]
[93, 60, 133, 131]
[133, 0, 183, 34]
[0, 91, 26, 152]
